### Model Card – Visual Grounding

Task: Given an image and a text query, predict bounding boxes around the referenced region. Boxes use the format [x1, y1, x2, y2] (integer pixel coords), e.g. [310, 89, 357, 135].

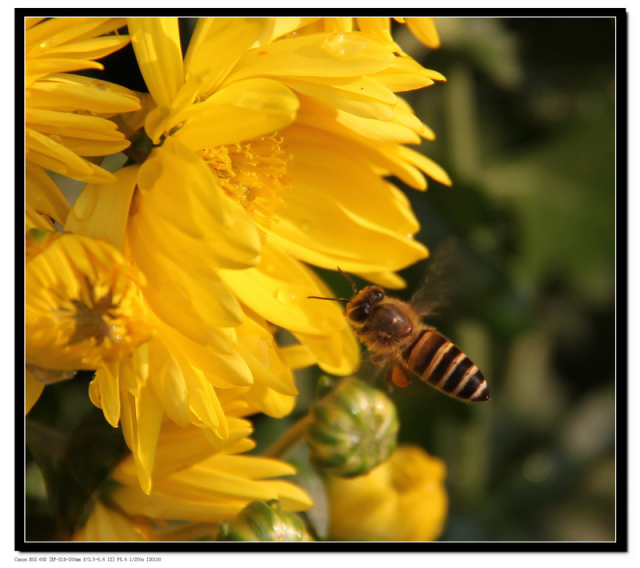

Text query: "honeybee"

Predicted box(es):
[309, 267, 490, 403]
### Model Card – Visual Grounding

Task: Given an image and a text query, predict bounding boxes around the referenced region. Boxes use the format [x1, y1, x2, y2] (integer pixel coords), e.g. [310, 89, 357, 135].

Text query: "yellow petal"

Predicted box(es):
[374, 55, 445, 92]
[356, 17, 401, 52]
[150, 420, 254, 479]
[334, 107, 421, 143]
[184, 18, 266, 99]
[256, 18, 320, 44]
[37, 35, 131, 64]
[73, 501, 151, 542]
[26, 163, 70, 225]
[119, 379, 164, 495]
[88, 376, 102, 409]
[236, 316, 298, 396]
[279, 344, 317, 370]
[406, 18, 441, 49]
[158, 322, 253, 390]
[145, 20, 268, 142]
[132, 385, 164, 494]
[49, 136, 129, 157]
[219, 243, 348, 336]
[223, 32, 394, 85]
[286, 126, 420, 234]
[287, 118, 428, 190]
[294, 330, 361, 376]
[261, 480, 314, 511]
[281, 76, 396, 121]
[159, 471, 275, 504]
[135, 137, 261, 269]
[113, 488, 248, 521]
[354, 270, 407, 289]
[135, 271, 240, 347]
[242, 384, 297, 419]
[26, 128, 115, 183]
[27, 73, 141, 114]
[94, 363, 121, 428]
[173, 78, 299, 151]
[66, 165, 139, 252]
[26, 204, 56, 231]
[206, 453, 297, 478]
[145, 337, 190, 428]
[267, 156, 428, 274]
[183, 364, 227, 436]
[25, 369, 45, 414]
[27, 57, 103, 78]
[27, 18, 127, 55]
[294, 270, 361, 376]
[296, 93, 421, 144]
[26, 108, 126, 138]
[397, 145, 453, 187]
[128, 18, 184, 108]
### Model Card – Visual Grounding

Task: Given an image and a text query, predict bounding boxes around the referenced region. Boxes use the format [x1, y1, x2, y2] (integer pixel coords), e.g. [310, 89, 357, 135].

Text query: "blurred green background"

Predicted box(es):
[26, 17, 618, 543]
[258, 17, 617, 542]
[397, 17, 616, 542]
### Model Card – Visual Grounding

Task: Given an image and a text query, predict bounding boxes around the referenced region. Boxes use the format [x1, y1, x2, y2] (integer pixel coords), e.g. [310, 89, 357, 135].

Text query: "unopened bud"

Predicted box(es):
[305, 377, 399, 477]
[217, 500, 312, 542]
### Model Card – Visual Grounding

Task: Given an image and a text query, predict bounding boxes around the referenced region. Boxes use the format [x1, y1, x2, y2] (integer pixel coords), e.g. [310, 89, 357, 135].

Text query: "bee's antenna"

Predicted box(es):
[307, 296, 350, 303]
[337, 267, 358, 295]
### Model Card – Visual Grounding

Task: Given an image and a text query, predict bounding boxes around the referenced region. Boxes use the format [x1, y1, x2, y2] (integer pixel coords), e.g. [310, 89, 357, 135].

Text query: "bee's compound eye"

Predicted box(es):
[370, 289, 384, 303]
[348, 304, 370, 324]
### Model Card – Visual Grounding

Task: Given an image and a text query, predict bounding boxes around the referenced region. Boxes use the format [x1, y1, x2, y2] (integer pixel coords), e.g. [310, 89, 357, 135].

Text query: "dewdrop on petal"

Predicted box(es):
[305, 376, 399, 478]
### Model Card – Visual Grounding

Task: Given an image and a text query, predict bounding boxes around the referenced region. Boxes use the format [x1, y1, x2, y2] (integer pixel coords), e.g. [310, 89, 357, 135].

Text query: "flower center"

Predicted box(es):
[198, 133, 291, 229]
[67, 288, 118, 346]
[51, 273, 145, 355]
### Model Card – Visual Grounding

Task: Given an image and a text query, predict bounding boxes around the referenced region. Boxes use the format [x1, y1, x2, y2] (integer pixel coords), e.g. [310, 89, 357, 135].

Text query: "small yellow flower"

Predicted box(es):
[25, 18, 140, 227]
[326, 445, 448, 541]
[25, 231, 153, 415]
[26, 230, 152, 368]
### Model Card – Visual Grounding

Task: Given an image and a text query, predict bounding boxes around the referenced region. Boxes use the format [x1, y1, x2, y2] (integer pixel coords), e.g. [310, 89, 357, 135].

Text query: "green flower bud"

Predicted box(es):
[305, 376, 399, 478]
[217, 500, 312, 541]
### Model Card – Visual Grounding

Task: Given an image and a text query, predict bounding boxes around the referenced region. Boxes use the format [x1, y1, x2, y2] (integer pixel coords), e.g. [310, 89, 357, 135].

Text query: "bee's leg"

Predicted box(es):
[385, 366, 395, 393]
[390, 364, 412, 389]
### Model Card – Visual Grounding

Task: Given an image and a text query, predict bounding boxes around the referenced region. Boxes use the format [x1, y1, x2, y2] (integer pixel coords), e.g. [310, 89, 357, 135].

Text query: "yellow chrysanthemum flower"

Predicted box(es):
[62, 17, 449, 493]
[25, 230, 153, 413]
[72, 421, 311, 541]
[25, 18, 141, 228]
[326, 445, 448, 541]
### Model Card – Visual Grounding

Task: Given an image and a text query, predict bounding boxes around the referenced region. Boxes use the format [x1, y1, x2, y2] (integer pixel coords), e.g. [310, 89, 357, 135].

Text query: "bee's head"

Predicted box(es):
[345, 286, 385, 326]
[307, 270, 385, 326]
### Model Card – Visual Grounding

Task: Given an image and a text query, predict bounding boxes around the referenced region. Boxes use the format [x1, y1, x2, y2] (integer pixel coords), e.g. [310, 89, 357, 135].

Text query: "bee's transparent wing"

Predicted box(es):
[410, 238, 489, 318]
[355, 347, 388, 385]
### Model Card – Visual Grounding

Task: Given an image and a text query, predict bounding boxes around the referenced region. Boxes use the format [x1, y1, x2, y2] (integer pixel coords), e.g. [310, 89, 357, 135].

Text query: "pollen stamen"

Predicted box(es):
[199, 133, 291, 228]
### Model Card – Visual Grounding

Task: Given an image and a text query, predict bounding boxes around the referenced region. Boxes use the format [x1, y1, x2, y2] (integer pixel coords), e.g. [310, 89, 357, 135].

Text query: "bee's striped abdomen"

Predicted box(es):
[402, 329, 490, 402]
